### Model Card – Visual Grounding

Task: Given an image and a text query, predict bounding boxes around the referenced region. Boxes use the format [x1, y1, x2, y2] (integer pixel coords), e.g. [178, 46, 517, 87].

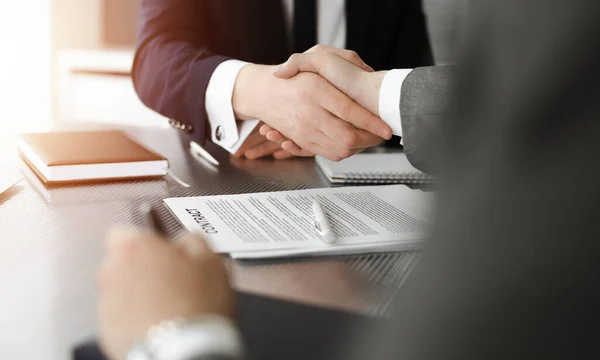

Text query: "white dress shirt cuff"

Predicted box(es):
[205, 60, 260, 153]
[378, 69, 413, 139]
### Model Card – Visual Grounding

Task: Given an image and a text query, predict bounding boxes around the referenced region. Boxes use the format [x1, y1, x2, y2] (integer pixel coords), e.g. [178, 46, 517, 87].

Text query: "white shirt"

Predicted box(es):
[205, 0, 412, 153]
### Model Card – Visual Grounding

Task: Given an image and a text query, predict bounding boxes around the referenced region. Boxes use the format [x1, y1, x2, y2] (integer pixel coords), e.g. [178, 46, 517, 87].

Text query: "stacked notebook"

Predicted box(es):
[316, 152, 432, 185]
[17, 130, 169, 184]
[18, 160, 169, 204]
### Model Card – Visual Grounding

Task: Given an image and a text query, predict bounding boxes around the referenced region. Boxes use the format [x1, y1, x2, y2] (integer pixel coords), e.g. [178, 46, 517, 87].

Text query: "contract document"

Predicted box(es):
[164, 185, 433, 259]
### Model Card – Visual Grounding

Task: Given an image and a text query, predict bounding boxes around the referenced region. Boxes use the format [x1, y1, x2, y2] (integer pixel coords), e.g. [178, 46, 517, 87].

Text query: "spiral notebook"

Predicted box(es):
[316, 152, 433, 185]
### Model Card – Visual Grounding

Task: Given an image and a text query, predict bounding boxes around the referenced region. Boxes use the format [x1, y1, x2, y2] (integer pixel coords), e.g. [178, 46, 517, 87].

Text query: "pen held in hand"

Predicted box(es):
[140, 203, 168, 238]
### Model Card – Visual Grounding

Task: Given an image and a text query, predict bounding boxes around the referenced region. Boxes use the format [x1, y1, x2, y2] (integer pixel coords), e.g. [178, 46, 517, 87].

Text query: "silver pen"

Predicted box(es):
[312, 199, 336, 244]
[190, 141, 220, 167]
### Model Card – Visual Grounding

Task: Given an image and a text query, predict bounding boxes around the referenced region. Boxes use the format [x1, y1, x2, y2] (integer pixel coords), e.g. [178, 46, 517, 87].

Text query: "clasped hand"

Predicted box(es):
[234, 45, 390, 162]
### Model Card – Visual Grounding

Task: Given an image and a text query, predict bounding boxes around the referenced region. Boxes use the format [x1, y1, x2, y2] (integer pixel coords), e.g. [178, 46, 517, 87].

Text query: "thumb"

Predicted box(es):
[273, 62, 300, 79]
[176, 233, 214, 257]
[273, 53, 320, 79]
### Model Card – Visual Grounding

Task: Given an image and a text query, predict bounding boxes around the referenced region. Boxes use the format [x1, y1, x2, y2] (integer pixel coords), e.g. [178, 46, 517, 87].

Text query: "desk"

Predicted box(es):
[0, 125, 418, 360]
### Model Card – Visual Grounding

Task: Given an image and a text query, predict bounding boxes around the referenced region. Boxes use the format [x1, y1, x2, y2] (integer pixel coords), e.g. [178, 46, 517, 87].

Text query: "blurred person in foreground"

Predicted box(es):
[100, 1, 600, 359]
[133, 0, 433, 162]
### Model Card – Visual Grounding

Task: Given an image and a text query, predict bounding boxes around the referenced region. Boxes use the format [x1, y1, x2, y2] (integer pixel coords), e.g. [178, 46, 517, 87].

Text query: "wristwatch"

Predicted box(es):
[127, 315, 244, 360]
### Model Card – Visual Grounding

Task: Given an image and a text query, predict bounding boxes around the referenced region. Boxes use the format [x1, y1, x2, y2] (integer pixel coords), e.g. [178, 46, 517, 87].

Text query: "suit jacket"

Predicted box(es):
[132, 0, 433, 145]
[400, 65, 456, 173]
[340, 1, 600, 359]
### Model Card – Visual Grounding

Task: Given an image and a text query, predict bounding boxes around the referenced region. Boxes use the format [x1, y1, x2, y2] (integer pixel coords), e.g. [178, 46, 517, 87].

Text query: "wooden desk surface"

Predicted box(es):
[0, 125, 417, 360]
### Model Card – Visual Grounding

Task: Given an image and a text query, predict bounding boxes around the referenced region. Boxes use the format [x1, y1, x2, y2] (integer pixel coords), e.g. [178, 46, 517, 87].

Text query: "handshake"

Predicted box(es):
[233, 45, 393, 162]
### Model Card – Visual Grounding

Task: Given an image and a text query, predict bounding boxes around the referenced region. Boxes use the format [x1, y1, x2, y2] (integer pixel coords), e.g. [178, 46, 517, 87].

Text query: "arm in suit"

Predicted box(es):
[270, 54, 457, 173]
[342, 1, 600, 359]
[400, 66, 456, 173]
[133, 0, 392, 160]
[132, 0, 230, 145]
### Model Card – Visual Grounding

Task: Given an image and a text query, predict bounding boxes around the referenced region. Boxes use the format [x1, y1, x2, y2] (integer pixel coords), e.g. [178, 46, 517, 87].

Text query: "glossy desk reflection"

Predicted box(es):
[0, 124, 417, 360]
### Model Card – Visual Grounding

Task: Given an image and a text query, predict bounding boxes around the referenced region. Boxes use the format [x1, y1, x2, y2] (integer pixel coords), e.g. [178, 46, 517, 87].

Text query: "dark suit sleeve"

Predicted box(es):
[132, 0, 229, 145]
[342, 1, 600, 360]
[399, 66, 457, 173]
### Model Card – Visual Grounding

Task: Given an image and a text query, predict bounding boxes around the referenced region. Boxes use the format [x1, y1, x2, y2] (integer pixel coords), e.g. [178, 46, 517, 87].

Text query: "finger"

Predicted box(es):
[235, 138, 268, 158]
[273, 110, 354, 159]
[274, 143, 313, 158]
[282, 140, 350, 162]
[347, 128, 387, 149]
[274, 53, 318, 79]
[105, 227, 142, 253]
[274, 48, 373, 79]
[313, 112, 376, 150]
[355, 131, 386, 148]
[305, 111, 358, 158]
[265, 130, 289, 145]
[234, 125, 269, 158]
[176, 233, 213, 258]
[244, 141, 281, 160]
[281, 141, 307, 156]
[309, 114, 380, 159]
[273, 150, 297, 160]
[284, 122, 336, 159]
[282, 140, 345, 161]
[320, 85, 392, 140]
[233, 148, 246, 159]
[259, 124, 275, 136]
[306, 45, 374, 72]
[241, 132, 267, 149]
[354, 148, 370, 155]
[274, 52, 349, 79]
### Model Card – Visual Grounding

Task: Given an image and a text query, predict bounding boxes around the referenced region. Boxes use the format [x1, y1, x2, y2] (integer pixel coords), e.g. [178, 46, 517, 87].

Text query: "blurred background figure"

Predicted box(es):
[0, 1, 52, 137]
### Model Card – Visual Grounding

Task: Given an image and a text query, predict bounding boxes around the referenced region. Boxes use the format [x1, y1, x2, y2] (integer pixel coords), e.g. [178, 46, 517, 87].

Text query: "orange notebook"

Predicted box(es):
[18, 130, 169, 184]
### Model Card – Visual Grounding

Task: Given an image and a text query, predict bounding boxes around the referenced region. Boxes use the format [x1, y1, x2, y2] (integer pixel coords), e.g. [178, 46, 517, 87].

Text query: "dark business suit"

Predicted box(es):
[133, 0, 434, 146]
[341, 1, 600, 359]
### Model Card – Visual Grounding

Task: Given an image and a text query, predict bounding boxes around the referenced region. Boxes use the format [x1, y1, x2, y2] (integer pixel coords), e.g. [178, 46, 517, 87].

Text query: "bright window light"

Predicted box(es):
[0, 1, 52, 138]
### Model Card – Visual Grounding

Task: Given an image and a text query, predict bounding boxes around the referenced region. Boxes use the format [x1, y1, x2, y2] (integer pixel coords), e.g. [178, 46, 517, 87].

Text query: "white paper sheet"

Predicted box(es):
[230, 240, 421, 260]
[164, 185, 433, 258]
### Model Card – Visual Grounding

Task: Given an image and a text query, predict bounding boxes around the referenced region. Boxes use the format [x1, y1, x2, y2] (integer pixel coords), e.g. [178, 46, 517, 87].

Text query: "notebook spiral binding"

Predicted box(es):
[337, 172, 434, 185]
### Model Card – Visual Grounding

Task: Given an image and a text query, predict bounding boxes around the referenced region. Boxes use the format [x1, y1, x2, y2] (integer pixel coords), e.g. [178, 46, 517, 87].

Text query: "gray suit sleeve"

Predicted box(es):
[400, 66, 457, 173]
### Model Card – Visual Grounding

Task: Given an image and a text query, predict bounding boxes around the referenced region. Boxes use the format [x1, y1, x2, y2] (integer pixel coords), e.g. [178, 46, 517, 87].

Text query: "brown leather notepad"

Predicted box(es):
[18, 130, 169, 184]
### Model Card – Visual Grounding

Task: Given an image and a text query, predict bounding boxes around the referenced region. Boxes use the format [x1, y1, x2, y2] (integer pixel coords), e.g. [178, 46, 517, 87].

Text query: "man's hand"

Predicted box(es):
[233, 123, 299, 160]
[98, 228, 234, 360]
[274, 45, 388, 116]
[262, 45, 389, 157]
[232, 61, 391, 162]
